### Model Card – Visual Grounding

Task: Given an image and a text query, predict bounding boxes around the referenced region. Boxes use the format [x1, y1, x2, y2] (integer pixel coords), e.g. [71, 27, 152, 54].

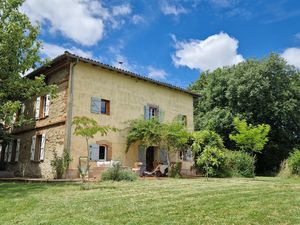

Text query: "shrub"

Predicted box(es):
[50, 150, 72, 179]
[277, 160, 292, 178]
[221, 150, 255, 178]
[288, 149, 300, 175]
[102, 162, 138, 181]
[169, 162, 182, 178]
[197, 146, 225, 178]
[192, 130, 224, 154]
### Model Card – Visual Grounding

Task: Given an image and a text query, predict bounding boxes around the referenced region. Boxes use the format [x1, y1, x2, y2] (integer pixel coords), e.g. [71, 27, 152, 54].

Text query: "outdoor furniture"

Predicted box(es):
[144, 162, 168, 177]
[132, 162, 143, 176]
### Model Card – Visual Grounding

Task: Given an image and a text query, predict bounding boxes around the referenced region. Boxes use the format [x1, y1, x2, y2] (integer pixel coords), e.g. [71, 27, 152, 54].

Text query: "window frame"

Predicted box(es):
[98, 145, 107, 161]
[101, 99, 110, 115]
[148, 105, 159, 119]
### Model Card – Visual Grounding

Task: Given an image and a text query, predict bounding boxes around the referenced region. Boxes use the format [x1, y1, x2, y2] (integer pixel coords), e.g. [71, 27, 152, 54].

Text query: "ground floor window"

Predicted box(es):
[30, 134, 46, 162]
[89, 144, 107, 161]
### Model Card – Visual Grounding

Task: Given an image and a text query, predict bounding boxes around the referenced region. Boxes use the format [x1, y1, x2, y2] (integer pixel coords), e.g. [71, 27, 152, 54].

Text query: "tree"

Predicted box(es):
[229, 117, 270, 154]
[189, 54, 300, 174]
[0, 0, 56, 169]
[72, 116, 117, 178]
[126, 118, 190, 163]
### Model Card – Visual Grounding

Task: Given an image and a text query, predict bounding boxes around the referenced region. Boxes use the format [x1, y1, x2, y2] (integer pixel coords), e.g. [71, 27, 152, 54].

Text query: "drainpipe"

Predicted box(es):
[66, 58, 78, 152]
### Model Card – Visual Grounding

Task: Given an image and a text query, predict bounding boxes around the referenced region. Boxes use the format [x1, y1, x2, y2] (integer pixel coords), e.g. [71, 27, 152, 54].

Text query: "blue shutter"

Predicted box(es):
[160, 148, 168, 165]
[91, 97, 101, 114]
[138, 145, 146, 174]
[144, 105, 150, 120]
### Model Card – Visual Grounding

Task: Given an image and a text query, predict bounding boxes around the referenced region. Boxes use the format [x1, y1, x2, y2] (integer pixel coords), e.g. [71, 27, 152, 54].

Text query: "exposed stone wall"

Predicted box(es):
[8, 65, 69, 178]
[7, 124, 65, 179]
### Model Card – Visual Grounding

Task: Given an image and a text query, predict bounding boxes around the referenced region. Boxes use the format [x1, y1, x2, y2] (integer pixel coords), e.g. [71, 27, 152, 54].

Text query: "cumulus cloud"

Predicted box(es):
[41, 43, 93, 59]
[172, 32, 244, 71]
[22, 0, 105, 46]
[147, 66, 167, 80]
[281, 48, 300, 69]
[22, 0, 133, 46]
[160, 2, 187, 16]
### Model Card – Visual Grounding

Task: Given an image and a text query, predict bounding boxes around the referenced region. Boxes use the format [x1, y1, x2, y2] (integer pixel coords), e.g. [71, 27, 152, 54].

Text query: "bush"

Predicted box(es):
[101, 162, 138, 181]
[50, 150, 72, 179]
[169, 162, 182, 178]
[197, 146, 225, 178]
[221, 150, 255, 178]
[288, 149, 300, 175]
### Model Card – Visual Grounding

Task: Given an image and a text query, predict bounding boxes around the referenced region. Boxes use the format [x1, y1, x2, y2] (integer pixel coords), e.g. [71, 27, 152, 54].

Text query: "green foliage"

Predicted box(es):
[169, 162, 182, 178]
[191, 130, 224, 154]
[197, 146, 225, 178]
[190, 54, 300, 173]
[101, 162, 138, 181]
[50, 150, 72, 179]
[221, 150, 255, 178]
[73, 116, 117, 139]
[0, 0, 57, 144]
[287, 149, 300, 175]
[229, 117, 270, 154]
[126, 118, 162, 152]
[126, 118, 190, 153]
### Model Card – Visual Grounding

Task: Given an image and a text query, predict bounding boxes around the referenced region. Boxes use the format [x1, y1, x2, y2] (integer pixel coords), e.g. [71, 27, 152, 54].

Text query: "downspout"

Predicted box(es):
[66, 58, 78, 152]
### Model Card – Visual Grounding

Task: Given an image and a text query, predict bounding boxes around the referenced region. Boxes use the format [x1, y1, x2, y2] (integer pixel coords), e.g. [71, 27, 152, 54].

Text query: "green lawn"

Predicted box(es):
[0, 177, 300, 225]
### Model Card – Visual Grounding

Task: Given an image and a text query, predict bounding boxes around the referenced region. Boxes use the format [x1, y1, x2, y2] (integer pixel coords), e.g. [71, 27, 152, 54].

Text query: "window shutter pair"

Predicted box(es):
[91, 97, 101, 114]
[144, 105, 164, 122]
[30, 134, 46, 161]
[35, 95, 50, 119]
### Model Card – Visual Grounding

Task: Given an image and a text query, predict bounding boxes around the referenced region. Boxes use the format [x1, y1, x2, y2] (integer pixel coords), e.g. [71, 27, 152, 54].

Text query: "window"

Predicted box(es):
[30, 134, 46, 162]
[90, 97, 110, 115]
[89, 144, 107, 161]
[101, 99, 110, 115]
[180, 148, 193, 161]
[99, 145, 106, 160]
[149, 106, 159, 119]
[144, 105, 159, 120]
[35, 95, 50, 120]
[6, 139, 21, 163]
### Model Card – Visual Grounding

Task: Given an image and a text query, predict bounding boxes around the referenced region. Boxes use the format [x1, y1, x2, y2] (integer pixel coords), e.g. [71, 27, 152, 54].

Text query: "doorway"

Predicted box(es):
[146, 146, 155, 171]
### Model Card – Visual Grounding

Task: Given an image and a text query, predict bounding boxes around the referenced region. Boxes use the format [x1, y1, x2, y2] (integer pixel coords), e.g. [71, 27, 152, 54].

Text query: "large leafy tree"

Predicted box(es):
[0, 0, 56, 169]
[190, 54, 300, 174]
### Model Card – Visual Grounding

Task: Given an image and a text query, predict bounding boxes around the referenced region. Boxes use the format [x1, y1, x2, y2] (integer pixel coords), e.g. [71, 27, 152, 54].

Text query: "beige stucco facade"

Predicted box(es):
[6, 54, 195, 178]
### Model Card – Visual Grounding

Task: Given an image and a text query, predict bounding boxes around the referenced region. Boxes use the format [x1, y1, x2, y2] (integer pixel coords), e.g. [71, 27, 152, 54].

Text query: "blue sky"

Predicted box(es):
[22, 0, 300, 88]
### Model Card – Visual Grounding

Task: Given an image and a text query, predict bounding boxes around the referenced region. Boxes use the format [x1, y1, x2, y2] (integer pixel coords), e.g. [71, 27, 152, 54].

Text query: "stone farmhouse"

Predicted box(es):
[3, 52, 197, 178]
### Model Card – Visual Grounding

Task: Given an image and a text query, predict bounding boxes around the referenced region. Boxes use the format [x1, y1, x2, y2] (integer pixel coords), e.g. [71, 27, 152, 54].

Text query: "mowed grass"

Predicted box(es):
[1, 177, 300, 225]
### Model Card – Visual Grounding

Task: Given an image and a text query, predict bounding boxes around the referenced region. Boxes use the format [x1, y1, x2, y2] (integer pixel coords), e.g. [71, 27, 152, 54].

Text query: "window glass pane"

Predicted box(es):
[99, 146, 106, 160]
[101, 101, 106, 114]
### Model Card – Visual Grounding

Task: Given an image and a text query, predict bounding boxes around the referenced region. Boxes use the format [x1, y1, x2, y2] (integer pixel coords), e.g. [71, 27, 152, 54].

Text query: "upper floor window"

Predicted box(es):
[101, 99, 110, 115]
[91, 97, 110, 115]
[35, 95, 50, 120]
[144, 105, 160, 120]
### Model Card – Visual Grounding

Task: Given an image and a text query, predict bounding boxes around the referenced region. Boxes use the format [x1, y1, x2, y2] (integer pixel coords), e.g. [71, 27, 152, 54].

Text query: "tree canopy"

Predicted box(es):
[0, 0, 56, 168]
[189, 54, 300, 174]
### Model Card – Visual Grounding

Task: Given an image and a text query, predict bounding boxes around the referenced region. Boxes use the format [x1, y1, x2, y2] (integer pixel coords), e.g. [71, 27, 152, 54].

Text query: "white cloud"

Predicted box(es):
[160, 2, 187, 16]
[22, 0, 104, 46]
[281, 48, 300, 69]
[132, 15, 145, 24]
[172, 32, 244, 71]
[147, 66, 167, 80]
[112, 4, 132, 16]
[209, 0, 235, 8]
[41, 43, 93, 59]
